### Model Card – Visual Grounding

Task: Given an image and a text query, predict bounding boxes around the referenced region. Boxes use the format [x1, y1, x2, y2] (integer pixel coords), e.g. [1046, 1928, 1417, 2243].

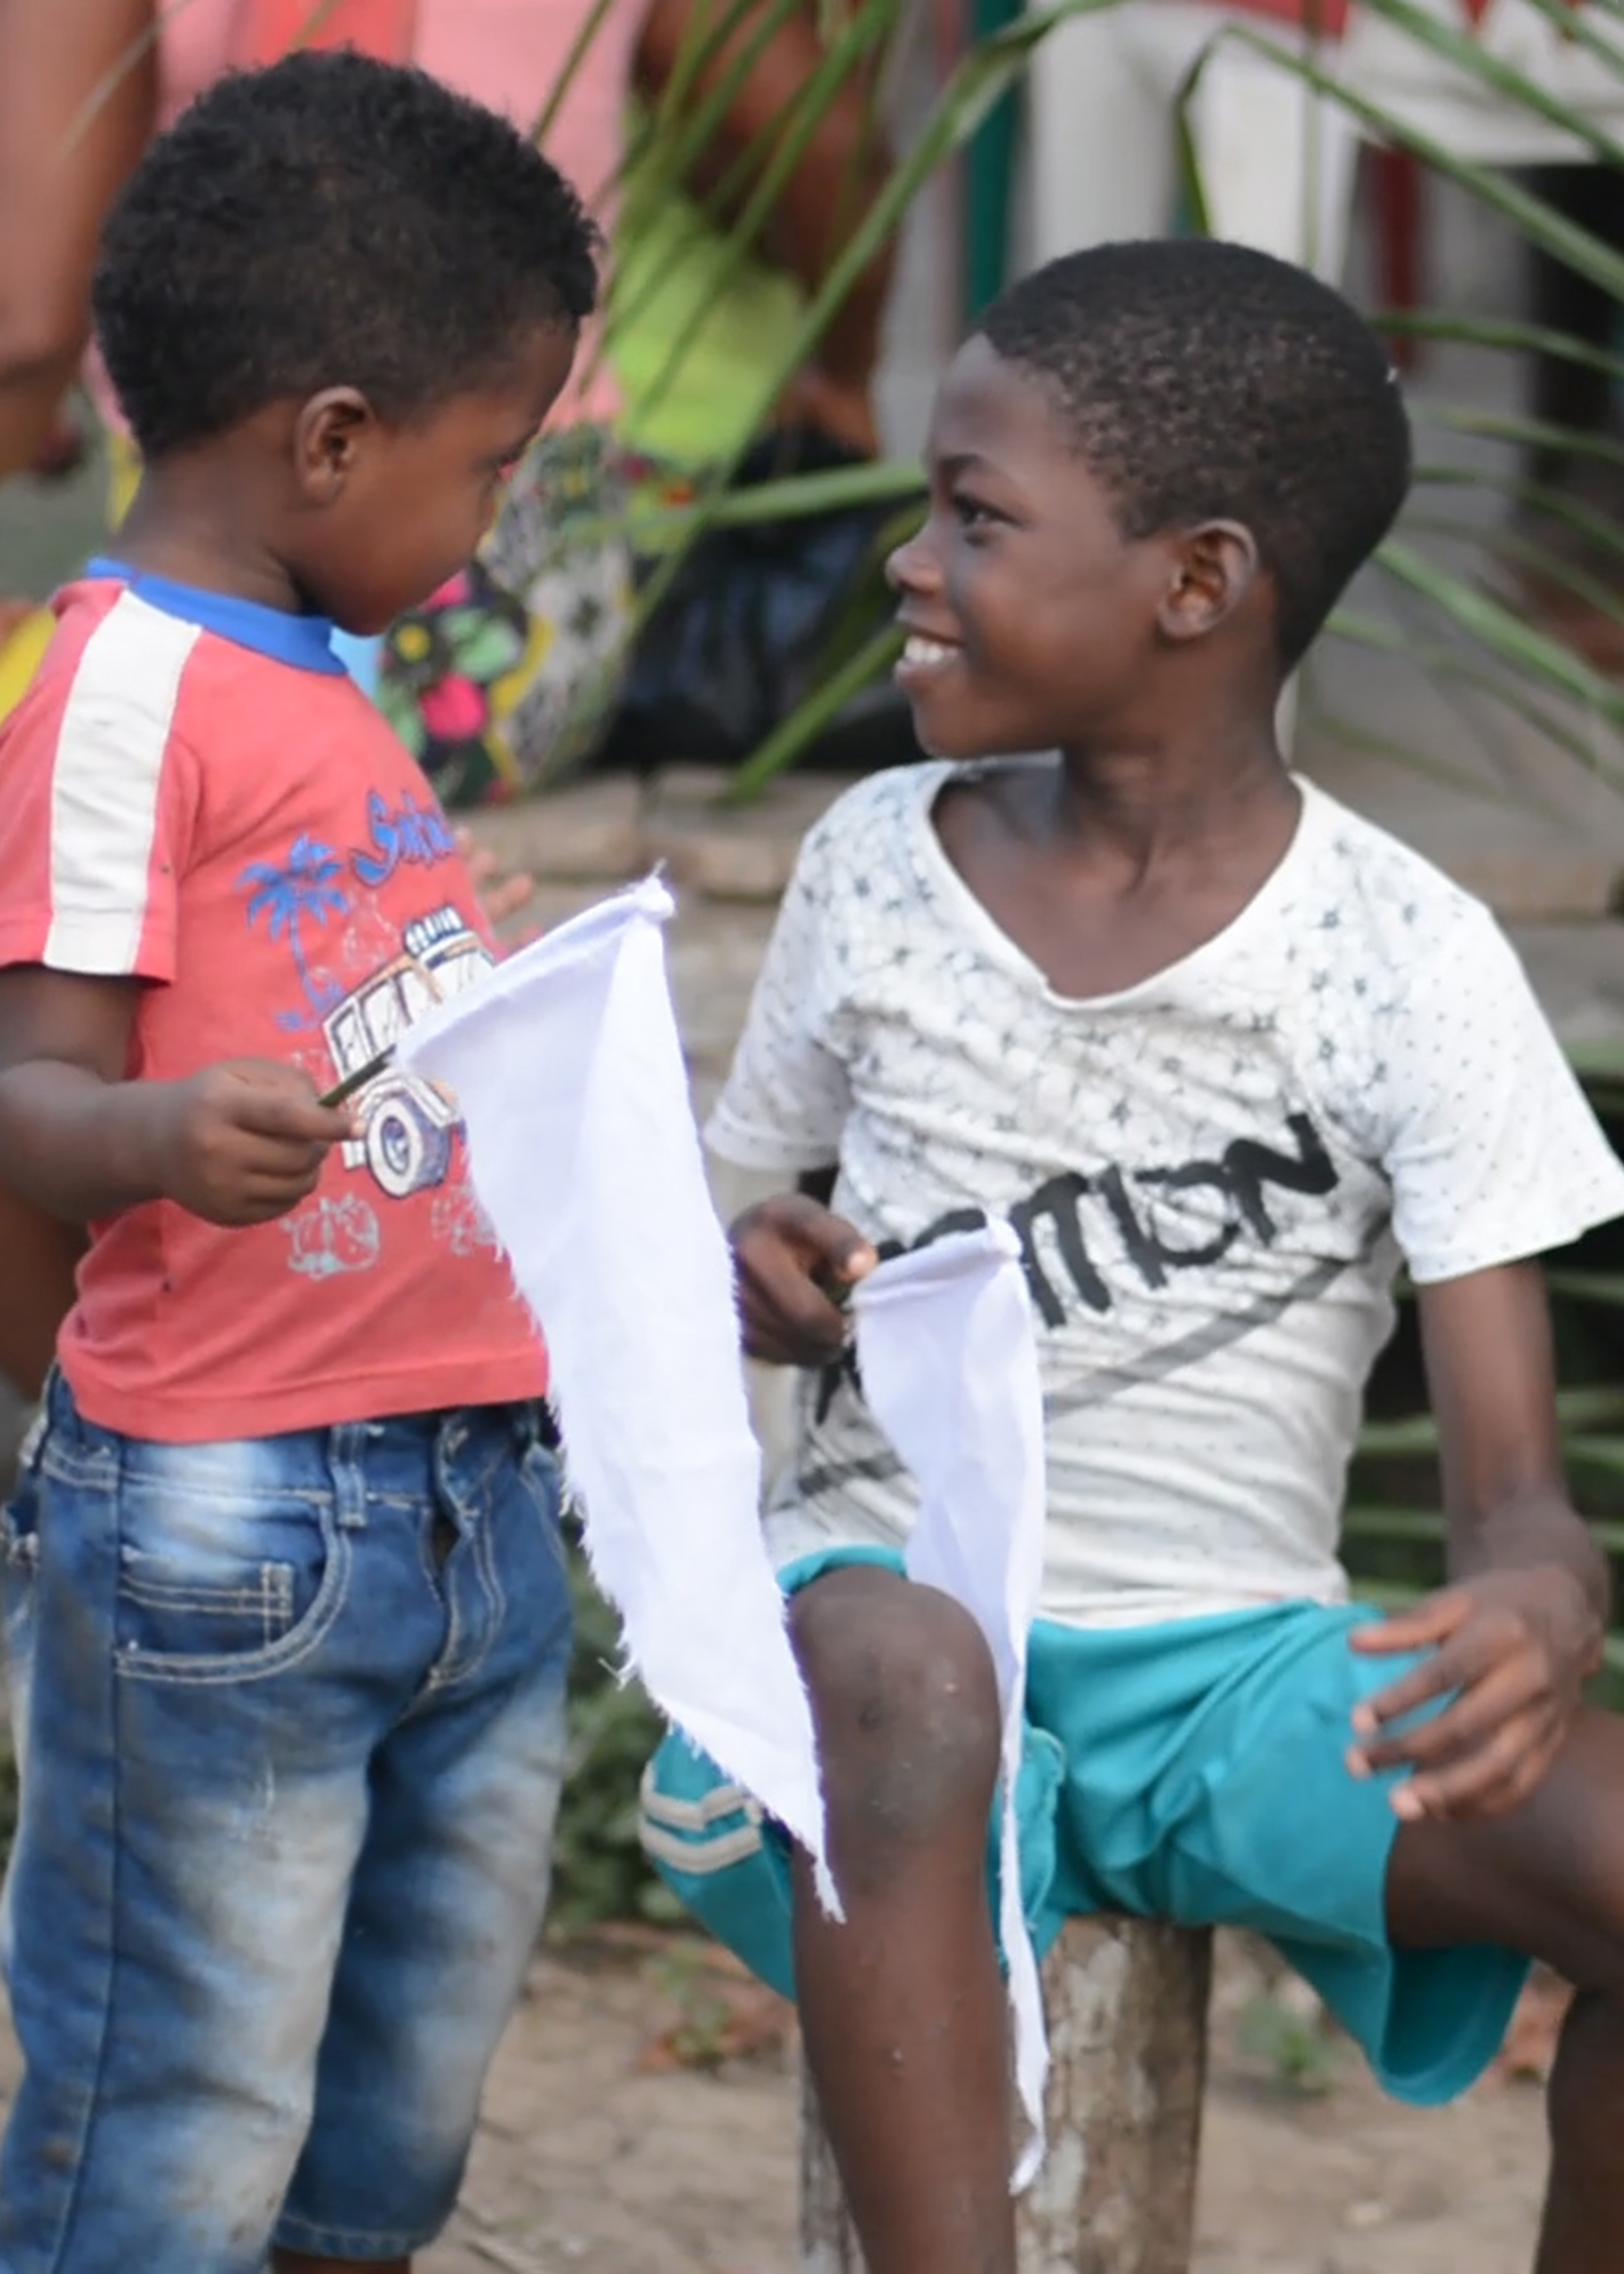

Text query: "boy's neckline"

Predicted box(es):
[86, 555, 347, 677]
[912, 755, 1323, 1010]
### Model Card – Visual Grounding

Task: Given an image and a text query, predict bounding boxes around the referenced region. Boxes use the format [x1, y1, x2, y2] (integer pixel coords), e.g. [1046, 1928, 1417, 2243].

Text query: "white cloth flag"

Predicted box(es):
[852, 1224, 1050, 2187]
[399, 876, 838, 1910]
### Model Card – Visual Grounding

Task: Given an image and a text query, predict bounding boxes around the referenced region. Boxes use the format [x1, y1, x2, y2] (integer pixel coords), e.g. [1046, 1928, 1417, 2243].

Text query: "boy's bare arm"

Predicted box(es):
[1348, 1259, 1609, 1823]
[0, 966, 353, 1227]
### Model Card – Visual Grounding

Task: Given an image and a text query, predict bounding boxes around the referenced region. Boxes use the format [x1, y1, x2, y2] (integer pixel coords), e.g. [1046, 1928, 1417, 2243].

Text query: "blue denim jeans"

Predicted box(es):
[0, 1377, 573, 2272]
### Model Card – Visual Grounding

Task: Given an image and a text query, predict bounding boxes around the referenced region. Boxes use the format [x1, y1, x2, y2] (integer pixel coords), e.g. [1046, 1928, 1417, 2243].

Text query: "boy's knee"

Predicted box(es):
[791, 1569, 1001, 1853]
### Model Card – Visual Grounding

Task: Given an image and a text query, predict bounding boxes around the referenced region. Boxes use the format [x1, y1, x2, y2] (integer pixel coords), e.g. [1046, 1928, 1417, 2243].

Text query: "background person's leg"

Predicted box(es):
[789, 1565, 1016, 2274]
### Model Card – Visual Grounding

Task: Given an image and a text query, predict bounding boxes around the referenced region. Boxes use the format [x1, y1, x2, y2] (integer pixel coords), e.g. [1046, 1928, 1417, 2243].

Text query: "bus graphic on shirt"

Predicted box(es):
[322, 906, 494, 1200]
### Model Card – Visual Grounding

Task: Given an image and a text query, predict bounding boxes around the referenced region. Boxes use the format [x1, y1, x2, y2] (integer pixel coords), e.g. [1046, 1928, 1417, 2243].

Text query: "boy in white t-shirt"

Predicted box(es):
[640, 240, 1624, 2274]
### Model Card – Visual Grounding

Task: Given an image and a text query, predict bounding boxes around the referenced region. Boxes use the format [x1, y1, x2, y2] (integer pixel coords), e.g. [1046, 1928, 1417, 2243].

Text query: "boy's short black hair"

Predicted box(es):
[94, 50, 601, 462]
[980, 240, 1411, 666]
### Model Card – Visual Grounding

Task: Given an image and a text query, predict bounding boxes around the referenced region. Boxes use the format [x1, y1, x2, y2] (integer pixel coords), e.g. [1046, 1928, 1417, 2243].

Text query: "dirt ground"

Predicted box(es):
[417, 1930, 1553, 2274]
[0, 1928, 1546, 2274]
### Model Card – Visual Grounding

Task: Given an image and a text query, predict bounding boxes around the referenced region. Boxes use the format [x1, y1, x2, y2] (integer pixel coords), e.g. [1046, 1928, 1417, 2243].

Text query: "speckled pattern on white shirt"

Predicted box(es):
[708, 761, 1624, 1630]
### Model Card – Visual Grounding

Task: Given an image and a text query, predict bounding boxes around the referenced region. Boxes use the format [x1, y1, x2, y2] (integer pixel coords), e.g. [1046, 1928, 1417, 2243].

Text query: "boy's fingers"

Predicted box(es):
[1337, 1610, 1519, 1746]
[737, 1251, 852, 1364]
[199, 1160, 327, 1226]
[454, 825, 491, 875]
[1349, 1647, 1463, 1739]
[730, 1194, 878, 1363]
[821, 1227, 878, 1283]
[1349, 1589, 1471, 1658]
[243, 1151, 331, 1192]
[1350, 1658, 1542, 1776]
[454, 826, 534, 927]
[483, 875, 535, 925]
[234, 1087, 355, 1146]
[1398, 1710, 1556, 1821]
[233, 1157, 329, 1203]
[771, 1193, 878, 1282]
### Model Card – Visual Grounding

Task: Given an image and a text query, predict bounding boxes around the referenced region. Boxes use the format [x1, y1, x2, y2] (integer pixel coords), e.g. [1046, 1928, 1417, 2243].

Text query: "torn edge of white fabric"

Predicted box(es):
[399, 874, 839, 1915]
[852, 1222, 1050, 2190]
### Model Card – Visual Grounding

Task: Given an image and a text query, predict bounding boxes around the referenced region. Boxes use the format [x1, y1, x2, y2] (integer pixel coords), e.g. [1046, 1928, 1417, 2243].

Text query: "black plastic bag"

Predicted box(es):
[598, 425, 922, 775]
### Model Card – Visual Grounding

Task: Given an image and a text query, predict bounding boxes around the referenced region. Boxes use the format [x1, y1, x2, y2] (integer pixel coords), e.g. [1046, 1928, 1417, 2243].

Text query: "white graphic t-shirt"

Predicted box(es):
[708, 762, 1624, 1630]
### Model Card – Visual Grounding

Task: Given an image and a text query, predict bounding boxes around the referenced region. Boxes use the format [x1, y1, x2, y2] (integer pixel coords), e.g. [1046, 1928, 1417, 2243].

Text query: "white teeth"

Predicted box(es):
[902, 635, 956, 667]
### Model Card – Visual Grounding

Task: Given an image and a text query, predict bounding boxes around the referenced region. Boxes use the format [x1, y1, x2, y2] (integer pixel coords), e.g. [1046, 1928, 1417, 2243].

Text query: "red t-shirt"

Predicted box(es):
[0, 569, 547, 1441]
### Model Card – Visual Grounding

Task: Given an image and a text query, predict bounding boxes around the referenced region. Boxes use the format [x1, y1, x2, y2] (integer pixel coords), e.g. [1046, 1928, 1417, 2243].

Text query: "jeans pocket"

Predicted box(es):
[115, 1458, 351, 1687]
[119, 1557, 298, 1655]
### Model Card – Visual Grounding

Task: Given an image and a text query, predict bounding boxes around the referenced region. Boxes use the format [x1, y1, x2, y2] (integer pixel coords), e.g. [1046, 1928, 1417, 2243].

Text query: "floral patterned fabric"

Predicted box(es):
[379, 423, 669, 809]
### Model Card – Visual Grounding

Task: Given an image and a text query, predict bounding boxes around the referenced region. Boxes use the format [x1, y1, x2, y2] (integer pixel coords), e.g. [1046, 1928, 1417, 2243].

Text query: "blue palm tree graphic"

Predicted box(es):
[241, 836, 352, 1024]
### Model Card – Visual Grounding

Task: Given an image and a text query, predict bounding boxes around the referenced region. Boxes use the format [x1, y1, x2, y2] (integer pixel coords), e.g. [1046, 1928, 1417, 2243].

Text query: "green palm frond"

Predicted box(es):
[1373, 538, 1624, 767]
[1333, 0, 1624, 168]
[1188, 21, 1624, 295]
[1320, 605, 1624, 784]
[727, 618, 905, 798]
[1377, 310, 1624, 383]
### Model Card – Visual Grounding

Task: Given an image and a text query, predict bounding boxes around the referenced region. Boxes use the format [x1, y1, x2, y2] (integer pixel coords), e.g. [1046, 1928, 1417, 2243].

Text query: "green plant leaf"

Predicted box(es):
[1343, 1503, 1624, 1555]
[1406, 511, 1624, 639]
[619, 457, 925, 545]
[1360, 1386, 1624, 1457]
[1321, 605, 1624, 784]
[725, 618, 904, 799]
[529, 0, 642, 147]
[1567, 1435, 1624, 1478]
[1412, 464, 1624, 572]
[1188, 24, 1624, 301]
[1344, 0, 1624, 169]
[1372, 538, 1624, 773]
[1372, 310, 1624, 386]
[1484, 0, 1624, 95]
[1546, 1271, 1624, 1308]
[1414, 402, 1624, 478]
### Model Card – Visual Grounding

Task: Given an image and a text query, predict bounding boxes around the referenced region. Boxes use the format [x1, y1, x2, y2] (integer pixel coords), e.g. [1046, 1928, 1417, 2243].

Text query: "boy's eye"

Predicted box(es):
[951, 492, 1000, 531]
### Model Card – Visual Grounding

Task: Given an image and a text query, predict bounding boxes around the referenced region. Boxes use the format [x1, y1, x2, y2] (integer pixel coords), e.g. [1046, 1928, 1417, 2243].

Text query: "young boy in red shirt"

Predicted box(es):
[0, 52, 597, 2274]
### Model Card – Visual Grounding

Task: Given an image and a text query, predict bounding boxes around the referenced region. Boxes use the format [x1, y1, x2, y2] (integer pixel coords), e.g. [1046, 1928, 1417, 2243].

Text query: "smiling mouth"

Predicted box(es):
[899, 634, 960, 669]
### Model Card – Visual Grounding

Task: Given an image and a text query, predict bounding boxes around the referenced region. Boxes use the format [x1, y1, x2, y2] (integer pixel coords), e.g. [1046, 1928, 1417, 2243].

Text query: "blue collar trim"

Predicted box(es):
[87, 557, 347, 676]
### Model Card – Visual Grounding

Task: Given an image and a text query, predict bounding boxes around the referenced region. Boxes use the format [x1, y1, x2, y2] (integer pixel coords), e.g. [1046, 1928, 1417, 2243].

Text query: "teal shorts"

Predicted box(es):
[640, 1547, 1528, 2106]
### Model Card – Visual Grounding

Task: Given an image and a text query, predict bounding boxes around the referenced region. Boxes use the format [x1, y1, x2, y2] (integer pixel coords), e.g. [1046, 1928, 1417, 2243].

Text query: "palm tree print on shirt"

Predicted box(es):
[242, 836, 353, 1028]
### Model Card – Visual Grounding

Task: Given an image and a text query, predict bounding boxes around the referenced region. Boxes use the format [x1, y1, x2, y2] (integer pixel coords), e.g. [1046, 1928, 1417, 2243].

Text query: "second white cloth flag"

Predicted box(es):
[853, 1224, 1051, 2188]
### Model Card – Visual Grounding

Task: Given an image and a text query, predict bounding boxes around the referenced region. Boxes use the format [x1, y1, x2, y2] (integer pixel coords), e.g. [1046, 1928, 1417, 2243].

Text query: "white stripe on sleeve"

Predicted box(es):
[44, 592, 201, 976]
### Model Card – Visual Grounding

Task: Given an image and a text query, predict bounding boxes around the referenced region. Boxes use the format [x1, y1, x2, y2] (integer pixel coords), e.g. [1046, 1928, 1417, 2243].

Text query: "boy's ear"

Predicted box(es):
[292, 388, 378, 503]
[1158, 521, 1260, 644]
